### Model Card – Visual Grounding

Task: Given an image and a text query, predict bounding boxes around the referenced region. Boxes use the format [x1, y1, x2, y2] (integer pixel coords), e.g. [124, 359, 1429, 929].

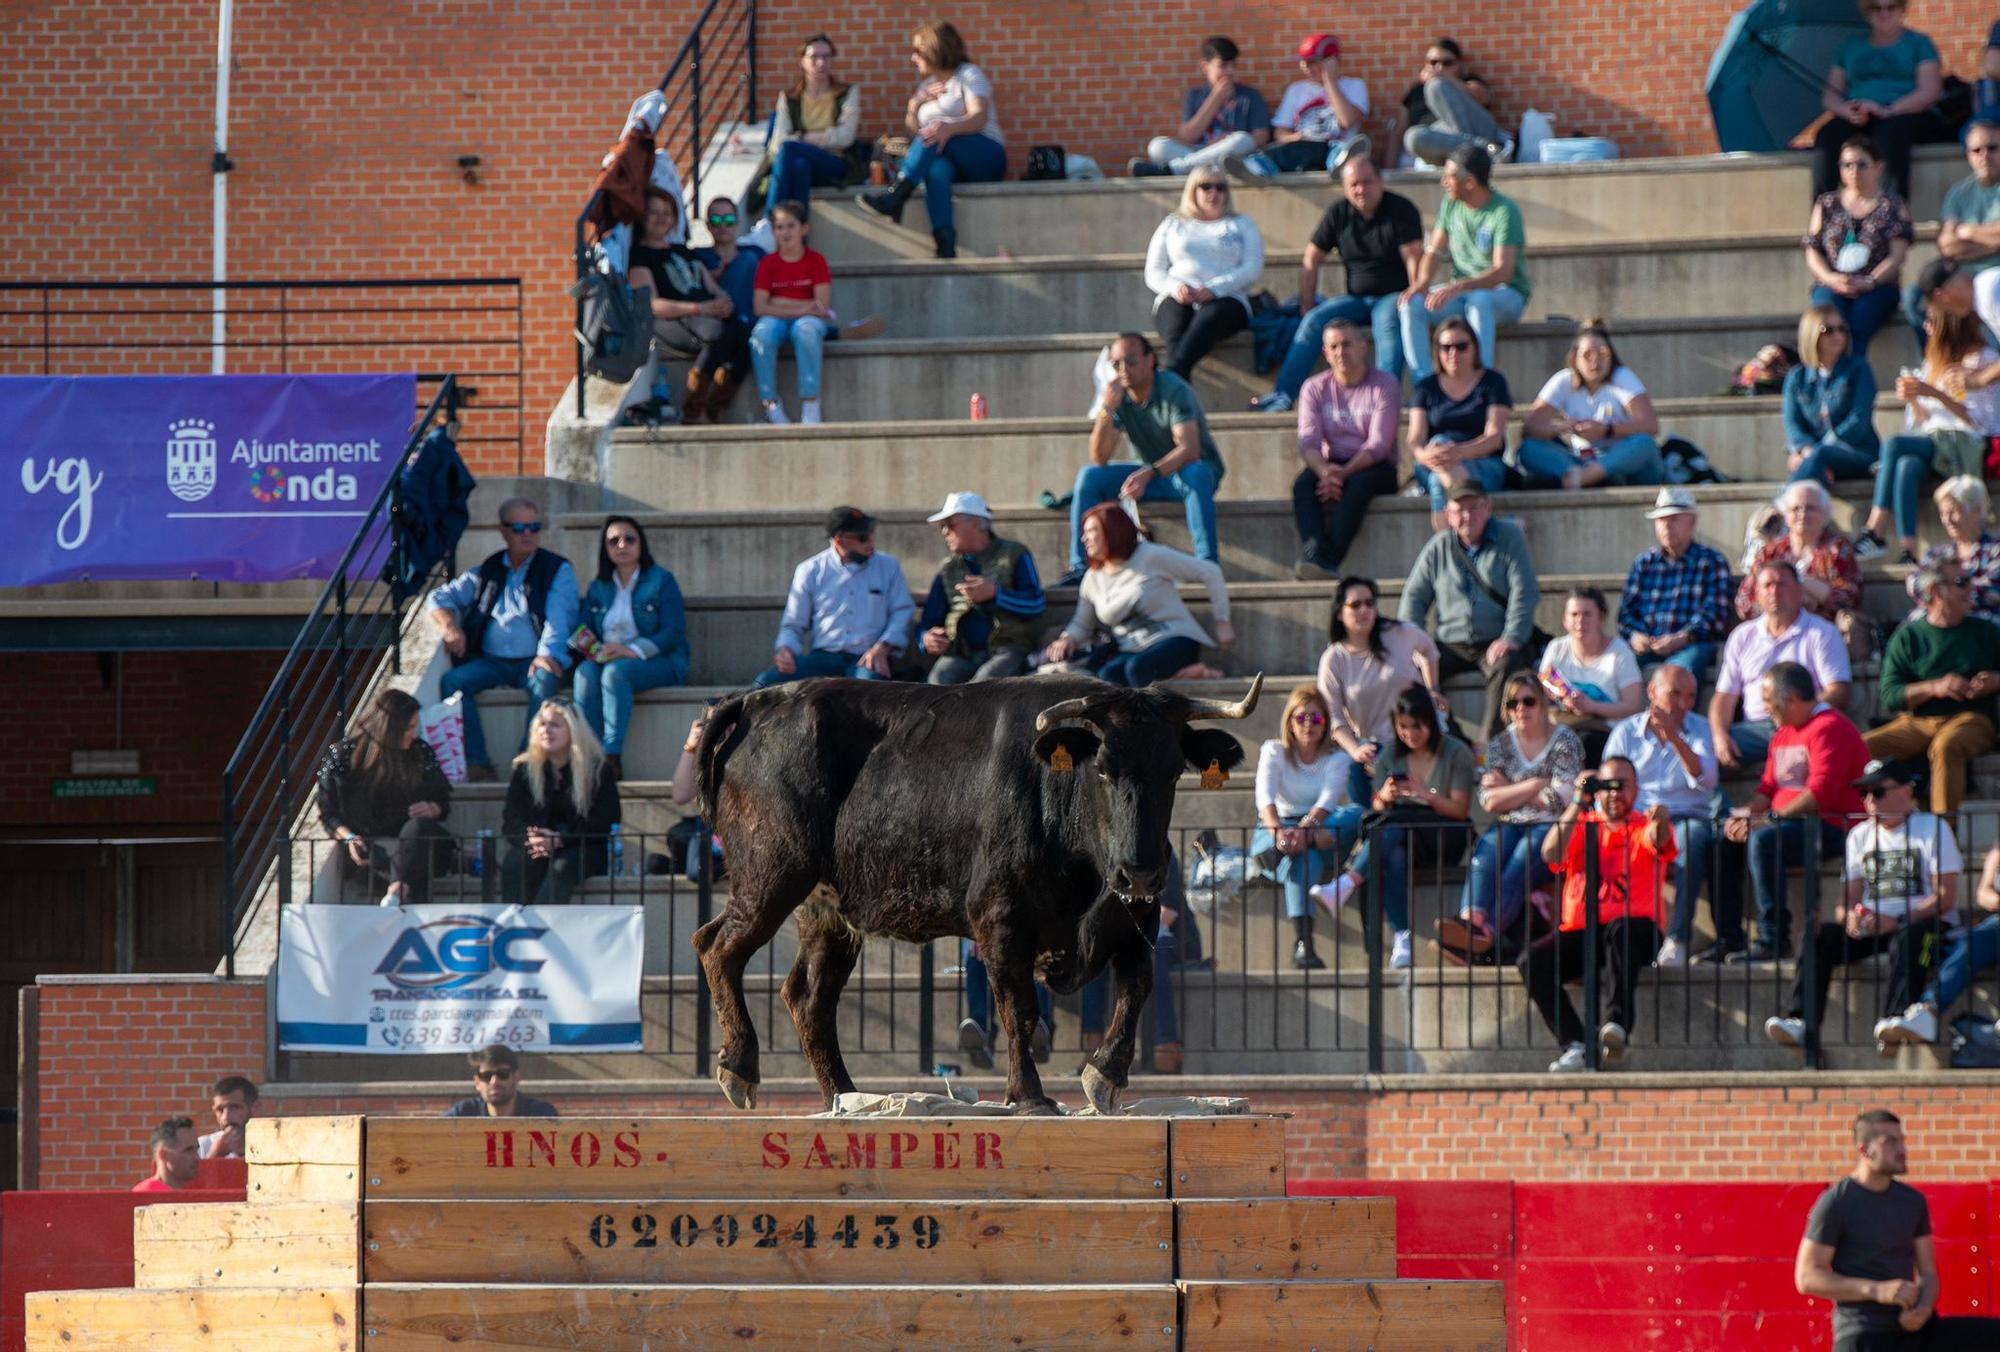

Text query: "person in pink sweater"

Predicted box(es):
[1292, 319, 1402, 580]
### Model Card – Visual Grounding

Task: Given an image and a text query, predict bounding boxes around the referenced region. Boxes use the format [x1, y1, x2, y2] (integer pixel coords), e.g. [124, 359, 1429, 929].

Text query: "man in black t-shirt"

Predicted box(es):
[1796, 1109, 2000, 1349]
[1251, 155, 1424, 412]
[443, 1045, 559, 1119]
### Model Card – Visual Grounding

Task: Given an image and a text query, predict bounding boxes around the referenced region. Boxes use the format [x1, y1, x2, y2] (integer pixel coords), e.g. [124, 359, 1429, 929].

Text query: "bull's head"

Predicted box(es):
[1031, 674, 1262, 900]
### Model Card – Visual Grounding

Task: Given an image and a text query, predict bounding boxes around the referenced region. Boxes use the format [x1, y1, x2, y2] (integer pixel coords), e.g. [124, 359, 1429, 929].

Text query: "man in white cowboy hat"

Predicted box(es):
[1618, 486, 1736, 686]
[916, 491, 1048, 685]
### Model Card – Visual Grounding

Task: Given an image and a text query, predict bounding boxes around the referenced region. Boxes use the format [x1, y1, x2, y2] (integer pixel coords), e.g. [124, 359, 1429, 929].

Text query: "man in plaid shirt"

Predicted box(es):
[1619, 488, 1735, 684]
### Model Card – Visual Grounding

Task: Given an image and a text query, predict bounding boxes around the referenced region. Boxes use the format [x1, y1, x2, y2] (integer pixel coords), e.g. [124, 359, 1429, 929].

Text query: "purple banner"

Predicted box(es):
[2, 373, 418, 585]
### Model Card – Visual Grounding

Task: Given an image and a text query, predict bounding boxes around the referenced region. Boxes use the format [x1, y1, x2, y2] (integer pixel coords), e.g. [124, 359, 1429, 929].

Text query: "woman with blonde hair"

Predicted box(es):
[856, 20, 1006, 258]
[317, 687, 453, 906]
[1250, 684, 1361, 970]
[1907, 475, 2000, 624]
[1782, 301, 1880, 486]
[500, 698, 622, 904]
[1515, 318, 1663, 491]
[1142, 168, 1266, 379]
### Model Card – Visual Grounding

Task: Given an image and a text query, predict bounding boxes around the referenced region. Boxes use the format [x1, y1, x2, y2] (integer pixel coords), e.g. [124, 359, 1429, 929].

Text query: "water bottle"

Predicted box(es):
[609, 824, 626, 879]
[969, 393, 987, 421]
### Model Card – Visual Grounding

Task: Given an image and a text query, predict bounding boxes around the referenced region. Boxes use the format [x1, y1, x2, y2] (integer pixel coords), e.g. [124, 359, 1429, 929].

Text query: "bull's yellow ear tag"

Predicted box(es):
[1200, 759, 1228, 790]
[1049, 745, 1074, 773]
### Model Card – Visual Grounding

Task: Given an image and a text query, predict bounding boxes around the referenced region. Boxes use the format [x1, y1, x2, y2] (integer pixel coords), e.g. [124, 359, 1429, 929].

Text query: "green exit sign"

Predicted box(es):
[53, 777, 157, 800]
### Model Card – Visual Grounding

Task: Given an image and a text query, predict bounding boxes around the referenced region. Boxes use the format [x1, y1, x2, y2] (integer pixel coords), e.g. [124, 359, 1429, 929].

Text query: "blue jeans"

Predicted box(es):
[1399, 285, 1529, 379]
[1636, 641, 1719, 685]
[749, 314, 829, 403]
[751, 647, 887, 689]
[1068, 459, 1222, 571]
[898, 133, 1007, 233]
[1252, 807, 1364, 920]
[438, 655, 564, 770]
[1666, 815, 1721, 945]
[1788, 438, 1878, 485]
[962, 939, 1055, 1036]
[1410, 452, 1508, 513]
[1744, 817, 1846, 951]
[573, 652, 687, 755]
[1927, 916, 2000, 1009]
[1096, 635, 1201, 688]
[1809, 282, 1903, 358]
[1516, 433, 1664, 487]
[1347, 821, 1468, 933]
[1728, 717, 1775, 764]
[1874, 432, 1935, 540]
[1460, 821, 1558, 933]
[1271, 292, 1404, 398]
[769, 140, 850, 214]
[1078, 930, 1181, 1045]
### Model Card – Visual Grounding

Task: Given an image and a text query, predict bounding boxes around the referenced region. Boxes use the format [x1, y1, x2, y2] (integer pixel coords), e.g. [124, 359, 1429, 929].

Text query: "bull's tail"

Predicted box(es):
[697, 694, 754, 823]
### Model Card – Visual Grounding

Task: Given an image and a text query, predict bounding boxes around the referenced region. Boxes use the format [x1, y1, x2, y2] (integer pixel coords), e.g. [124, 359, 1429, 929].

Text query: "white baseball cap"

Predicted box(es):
[1645, 486, 1699, 520]
[926, 491, 993, 523]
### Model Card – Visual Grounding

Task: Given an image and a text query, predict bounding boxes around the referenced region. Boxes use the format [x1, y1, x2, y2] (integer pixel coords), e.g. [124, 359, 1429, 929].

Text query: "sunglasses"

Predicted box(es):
[1592, 779, 1627, 791]
[505, 520, 543, 534]
[1505, 697, 1540, 709]
[1290, 711, 1327, 726]
[707, 212, 738, 226]
[1437, 340, 1473, 353]
[1343, 597, 1377, 609]
[474, 1068, 516, 1081]
[606, 534, 640, 546]
[1196, 183, 1230, 194]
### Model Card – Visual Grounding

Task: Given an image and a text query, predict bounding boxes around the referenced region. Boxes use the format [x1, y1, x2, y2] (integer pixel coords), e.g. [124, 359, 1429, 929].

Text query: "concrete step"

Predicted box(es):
[651, 316, 1907, 424]
[595, 397, 1913, 513]
[830, 233, 1940, 338]
[804, 148, 1966, 263]
[563, 482, 1913, 591]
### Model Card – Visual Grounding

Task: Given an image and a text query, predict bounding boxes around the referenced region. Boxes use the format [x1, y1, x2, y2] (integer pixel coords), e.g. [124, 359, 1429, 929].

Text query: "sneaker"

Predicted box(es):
[1220, 154, 1260, 182]
[762, 400, 790, 426]
[1690, 936, 1745, 965]
[1896, 549, 1920, 567]
[1598, 1021, 1627, 1064]
[1390, 929, 1413, 970]
[1853, 530, 1887, 560]
[1400, 481, 1427, 498]
[1127, 158, 1173, 178]
[378, 890, 403, 908]
[1293, 937, 1326, 971]
[1654, 937, 1688, 969]
[1548, 1043, 1588, 1072]
[1326, 135, 1371, 178]
[1309, 873, 1357, 916]
[800, 398, 823, 426]
[955, 1016, 994, 1070]
[1876, 1003, 1939, 1046]
[1727, 941, 1783, 966]
[1293, 555, 1334, 582]
[1248, 391, 1293, 414]
[1764, 1015, 1805, 1048]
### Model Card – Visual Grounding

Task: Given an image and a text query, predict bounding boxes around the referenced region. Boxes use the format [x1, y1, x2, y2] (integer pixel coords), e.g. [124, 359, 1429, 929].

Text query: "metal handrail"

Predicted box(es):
[218, 376, 462, 973]
[573, 0, 759, 416]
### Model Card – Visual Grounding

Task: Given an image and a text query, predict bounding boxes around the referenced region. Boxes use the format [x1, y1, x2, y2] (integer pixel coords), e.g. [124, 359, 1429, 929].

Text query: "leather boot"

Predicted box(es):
[857, 177, 916, 224]
[704, 368, 741, 423]
[932, 227, 957, 259]
[681, 368, 711, 423]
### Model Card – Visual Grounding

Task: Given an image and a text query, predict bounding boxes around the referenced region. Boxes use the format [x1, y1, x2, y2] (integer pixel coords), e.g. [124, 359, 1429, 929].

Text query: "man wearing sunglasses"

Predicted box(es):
[444, 1044, 558, 1118]
[430, 497, 580, 782]
[1864, 559, 2000, 815]
[753, 505, 912, 688]
[1917, 123, 2000, 376]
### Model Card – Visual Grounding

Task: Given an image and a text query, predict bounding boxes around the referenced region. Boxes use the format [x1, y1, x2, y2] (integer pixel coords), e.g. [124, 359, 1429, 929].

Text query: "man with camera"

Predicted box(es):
[1525, 756, 1676, 1072]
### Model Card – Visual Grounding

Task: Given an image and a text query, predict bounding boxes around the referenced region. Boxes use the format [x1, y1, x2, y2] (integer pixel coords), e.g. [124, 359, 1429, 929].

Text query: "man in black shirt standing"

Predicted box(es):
[1251, 153, 1424, 413]
[1796, 1109, 2000, 1349]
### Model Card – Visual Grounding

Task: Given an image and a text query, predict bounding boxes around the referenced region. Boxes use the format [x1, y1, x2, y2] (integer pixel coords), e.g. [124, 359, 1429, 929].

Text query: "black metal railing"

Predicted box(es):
[218, 378, 463, 973]
[573, 0, 759, 415]
[271, 807, 2000, 1081]
[0, 278, 526, 471]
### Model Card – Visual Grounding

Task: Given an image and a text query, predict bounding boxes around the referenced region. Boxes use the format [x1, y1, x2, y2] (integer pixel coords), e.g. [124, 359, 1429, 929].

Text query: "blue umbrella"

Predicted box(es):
[1707, 0, 1869, 153]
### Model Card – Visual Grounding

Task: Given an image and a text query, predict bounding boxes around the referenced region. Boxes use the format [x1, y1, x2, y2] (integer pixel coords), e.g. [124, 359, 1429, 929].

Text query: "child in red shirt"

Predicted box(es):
[748, 199, 835, 424]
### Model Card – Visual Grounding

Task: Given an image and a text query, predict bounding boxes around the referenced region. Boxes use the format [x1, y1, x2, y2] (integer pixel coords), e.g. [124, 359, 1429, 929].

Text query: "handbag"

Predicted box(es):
[1024, 145, 1066, 181]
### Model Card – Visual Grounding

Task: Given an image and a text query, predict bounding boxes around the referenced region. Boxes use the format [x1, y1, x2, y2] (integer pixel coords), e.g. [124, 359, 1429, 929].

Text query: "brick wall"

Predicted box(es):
[6, 2, 1996, 474]
[25, 976, 2000, 1186]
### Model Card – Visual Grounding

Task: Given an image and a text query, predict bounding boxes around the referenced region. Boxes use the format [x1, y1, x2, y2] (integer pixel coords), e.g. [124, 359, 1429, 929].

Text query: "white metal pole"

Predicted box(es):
[211, 0, 234, 374]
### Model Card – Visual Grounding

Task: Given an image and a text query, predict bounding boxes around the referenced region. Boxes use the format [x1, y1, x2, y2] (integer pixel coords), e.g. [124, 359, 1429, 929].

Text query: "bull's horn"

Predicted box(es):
[1184, 672, 1263, 721]
[1034, 696, 1103, 732]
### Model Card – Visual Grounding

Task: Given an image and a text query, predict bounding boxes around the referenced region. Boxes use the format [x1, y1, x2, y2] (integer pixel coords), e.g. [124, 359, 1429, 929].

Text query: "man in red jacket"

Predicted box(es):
[1720, 661, 1871, 963]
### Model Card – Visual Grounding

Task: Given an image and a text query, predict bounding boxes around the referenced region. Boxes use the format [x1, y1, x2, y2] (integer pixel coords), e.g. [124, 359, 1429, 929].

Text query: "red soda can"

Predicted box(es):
[969, 393, 988, 421]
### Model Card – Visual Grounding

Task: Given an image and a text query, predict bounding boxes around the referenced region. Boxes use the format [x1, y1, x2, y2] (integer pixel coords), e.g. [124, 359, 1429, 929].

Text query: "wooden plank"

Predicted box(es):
[362, 1117, 1171, 1201]
[1176, 1198, 1396, 1281]
[133, 1201, 360, 1289]
[364, 1198, 1172, 1285]
[246, 1116, 364, 1204]
[1167, 1117, 1285, 1198]
[25, 1286, 359, 1351]
[361, 1283, 1180, 1349]
[1179, 1279, 1507, 1351]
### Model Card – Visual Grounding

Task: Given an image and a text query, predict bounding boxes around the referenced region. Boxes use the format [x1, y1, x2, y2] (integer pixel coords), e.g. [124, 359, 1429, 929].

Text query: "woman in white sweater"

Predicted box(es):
[1144, 167, 1265, 380]
[1043, 504, 1233, 686]
[1251, 684, 1360, 970]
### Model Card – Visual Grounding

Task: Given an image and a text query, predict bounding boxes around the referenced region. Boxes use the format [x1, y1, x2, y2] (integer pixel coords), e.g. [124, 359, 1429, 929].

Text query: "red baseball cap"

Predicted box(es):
[1297, 33, 1340, 62]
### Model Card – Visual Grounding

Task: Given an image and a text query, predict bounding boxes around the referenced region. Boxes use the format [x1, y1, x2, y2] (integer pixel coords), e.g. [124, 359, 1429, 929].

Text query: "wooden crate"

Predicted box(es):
[25, 1286, 359, 1351]
[1175, 1198, 1397, 1282]
[1179, 1278, 1509, 1350]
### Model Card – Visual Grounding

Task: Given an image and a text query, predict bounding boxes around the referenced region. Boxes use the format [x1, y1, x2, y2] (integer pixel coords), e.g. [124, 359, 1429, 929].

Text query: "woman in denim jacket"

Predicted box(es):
[574, 515, 690, 778]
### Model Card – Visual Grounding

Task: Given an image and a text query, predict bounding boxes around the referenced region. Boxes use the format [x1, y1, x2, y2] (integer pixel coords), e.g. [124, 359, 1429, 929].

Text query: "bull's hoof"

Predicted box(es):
[1080, 1062, 1122, 1115]
[716, 1065, 759, 1110]
[1012, 1096, 1061, 1116]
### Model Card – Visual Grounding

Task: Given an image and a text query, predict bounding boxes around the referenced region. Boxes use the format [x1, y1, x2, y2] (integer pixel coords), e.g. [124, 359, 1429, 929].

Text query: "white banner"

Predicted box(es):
[277, 903, 644, 1054]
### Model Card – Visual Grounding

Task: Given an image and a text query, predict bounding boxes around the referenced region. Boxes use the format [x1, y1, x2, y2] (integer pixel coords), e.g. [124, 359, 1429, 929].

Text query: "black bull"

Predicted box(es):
[692, 672, 1263, 1113]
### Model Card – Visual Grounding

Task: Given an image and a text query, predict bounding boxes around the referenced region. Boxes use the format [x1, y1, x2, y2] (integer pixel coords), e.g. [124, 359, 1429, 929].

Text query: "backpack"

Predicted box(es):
[1024, 145, 1066, 181]
[572, 268, 653, 384]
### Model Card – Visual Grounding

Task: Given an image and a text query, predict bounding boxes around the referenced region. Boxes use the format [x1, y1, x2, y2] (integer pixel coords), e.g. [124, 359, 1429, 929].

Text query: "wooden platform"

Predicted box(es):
[27, 1112, 1505, 1349]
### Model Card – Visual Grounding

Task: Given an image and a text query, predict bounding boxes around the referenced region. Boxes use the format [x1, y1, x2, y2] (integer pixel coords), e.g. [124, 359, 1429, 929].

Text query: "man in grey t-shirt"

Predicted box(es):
[1795, 1109, 2000, 1349]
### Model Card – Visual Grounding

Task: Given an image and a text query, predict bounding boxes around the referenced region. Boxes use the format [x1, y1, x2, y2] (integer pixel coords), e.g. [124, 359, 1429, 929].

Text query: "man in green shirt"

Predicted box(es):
[1063, 331, 1226, 579]
[1399, 143, 1529, 379]
[1866, 557, 2000, 813]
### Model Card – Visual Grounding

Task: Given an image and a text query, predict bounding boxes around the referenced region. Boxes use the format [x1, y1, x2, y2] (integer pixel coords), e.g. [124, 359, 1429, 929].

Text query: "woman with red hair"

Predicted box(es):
[1042, 504, 1233, 687]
